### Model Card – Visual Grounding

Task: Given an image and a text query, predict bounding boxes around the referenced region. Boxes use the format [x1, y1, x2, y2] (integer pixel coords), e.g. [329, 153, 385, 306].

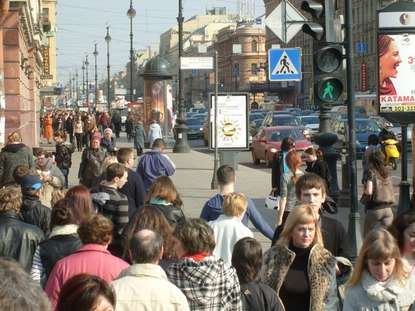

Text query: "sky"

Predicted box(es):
[56, 0, 265, 85]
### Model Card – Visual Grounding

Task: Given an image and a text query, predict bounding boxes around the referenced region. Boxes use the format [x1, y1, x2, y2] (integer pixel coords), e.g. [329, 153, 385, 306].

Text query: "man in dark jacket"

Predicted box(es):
[20, 174, 51, 235]
[111, 110, 122, 138]
[91, 163, 129, 257]
[79, 134, 107, 189]
[136, 139, 175, 192]
[0, 187, 44, 272]
[200, 165, 274, 240]
[0, 131, 34, 187]
[117, 148, 145, 218]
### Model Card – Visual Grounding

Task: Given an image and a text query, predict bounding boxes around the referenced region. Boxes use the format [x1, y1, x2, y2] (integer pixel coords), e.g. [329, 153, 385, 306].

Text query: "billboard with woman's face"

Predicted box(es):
[378, 33, 415, 113]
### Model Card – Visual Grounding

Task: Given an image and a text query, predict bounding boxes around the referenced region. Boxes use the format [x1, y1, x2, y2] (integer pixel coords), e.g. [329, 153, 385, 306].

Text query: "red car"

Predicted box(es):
[251, 126, 312, 166]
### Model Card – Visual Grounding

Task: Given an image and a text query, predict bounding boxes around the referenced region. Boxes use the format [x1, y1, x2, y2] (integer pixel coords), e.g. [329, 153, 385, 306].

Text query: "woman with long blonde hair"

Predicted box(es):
[261, 204, 338, 311]
[343, 228, 415, 310]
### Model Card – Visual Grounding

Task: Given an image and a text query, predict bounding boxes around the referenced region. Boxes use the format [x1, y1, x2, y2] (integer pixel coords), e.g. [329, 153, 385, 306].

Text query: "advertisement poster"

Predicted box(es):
[378, 33, 415, 113]
[209, 94, 248, 150]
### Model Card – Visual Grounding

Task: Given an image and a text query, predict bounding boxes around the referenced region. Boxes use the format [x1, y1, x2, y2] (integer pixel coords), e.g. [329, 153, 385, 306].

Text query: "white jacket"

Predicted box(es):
[343, 271, 415, 311]
[209, 215, 253, 266]
[111, 263, 190, 311]
[148, 123, 163, 147]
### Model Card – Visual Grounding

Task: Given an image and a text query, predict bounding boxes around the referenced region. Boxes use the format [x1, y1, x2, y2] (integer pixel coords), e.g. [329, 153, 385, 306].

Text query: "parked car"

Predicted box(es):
[299, 115, 319, 137]
[251, 126, 312, 167]
[186, 118, 204, 140]
[261, 112, 300, 129]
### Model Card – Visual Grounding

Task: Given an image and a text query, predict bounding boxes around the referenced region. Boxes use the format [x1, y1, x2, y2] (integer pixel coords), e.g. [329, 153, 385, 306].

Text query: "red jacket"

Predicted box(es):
[45, 244, 129, 310]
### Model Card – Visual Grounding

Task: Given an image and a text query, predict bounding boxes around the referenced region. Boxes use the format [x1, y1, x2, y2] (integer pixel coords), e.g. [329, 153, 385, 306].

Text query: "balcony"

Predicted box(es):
[41, 14, 51, 33]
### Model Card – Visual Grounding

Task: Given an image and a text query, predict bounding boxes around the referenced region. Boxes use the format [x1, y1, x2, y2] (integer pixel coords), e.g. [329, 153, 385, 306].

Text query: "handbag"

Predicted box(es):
[265, 190, 280, 210]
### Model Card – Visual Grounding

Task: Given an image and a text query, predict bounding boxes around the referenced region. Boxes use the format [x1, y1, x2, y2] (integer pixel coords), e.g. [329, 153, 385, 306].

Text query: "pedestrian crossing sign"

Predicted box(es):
[268, 48, 302, 81]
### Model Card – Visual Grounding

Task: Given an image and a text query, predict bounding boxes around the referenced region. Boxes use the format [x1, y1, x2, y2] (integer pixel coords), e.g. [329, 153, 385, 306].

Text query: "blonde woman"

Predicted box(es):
[260, 204, 338, 311]
[343, 228, 415, 311]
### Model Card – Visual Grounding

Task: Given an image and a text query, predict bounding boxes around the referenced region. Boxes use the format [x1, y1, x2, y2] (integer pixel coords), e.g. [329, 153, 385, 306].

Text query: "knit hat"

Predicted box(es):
[21, 175, 42, 191]
[104, 128, 113, 135]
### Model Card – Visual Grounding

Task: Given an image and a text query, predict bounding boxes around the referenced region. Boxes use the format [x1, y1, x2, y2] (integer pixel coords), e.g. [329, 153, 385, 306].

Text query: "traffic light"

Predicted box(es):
[313, 44, 344, 105]
[301, 0, 337, 43]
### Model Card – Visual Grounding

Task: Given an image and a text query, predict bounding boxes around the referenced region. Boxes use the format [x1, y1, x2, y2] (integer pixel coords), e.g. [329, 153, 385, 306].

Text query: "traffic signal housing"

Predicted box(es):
[313, 44, 344, 105]
[301, 0, 337, 42]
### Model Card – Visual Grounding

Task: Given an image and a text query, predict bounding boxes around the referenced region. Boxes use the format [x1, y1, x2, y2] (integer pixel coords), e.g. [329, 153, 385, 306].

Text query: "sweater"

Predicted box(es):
[201, 194, 274, 240]
[209, 215, 253, 266]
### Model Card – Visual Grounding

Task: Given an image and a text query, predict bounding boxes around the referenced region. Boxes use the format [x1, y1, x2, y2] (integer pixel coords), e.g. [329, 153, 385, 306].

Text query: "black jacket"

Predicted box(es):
[271, 152, 284, 194]
[55, 143, 74, 169]
[149, 203, 186, 226]
[39, 233, 82, 279]
[0, 211, 44, 272]
[241, 282, 283, 311]
[78, 147, 107, 188]
[305, 160, 332, 192]
[0, 143, 35, 187]
[119, 169, 146, 218]
[21, 194, 51, 235]
[321, 215, 348, 258]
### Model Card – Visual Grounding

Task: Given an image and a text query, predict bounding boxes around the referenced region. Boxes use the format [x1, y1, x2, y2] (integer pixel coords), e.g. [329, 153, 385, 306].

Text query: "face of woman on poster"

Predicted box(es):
[380, 40, 402, 82]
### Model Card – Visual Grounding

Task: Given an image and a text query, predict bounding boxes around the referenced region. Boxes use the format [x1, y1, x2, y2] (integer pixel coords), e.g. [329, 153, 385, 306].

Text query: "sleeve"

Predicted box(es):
[27, 148, 35, 169]
[44, 263, 64, 310]
[341, 287, 358, 311]
[50, 169, 64, 188]
[30, 246, 44, 284]
[200, 202, 211, 221]
[78, 149, 87, 179]
[162, 154, 176, 175]
[324, 264, 339, 311]
[280, 174, 289, 198]
[134, 174, 146, 209]
[271, 154, 281, 189]
[114, 199, 130, 235]
[246, 198, 274, 240]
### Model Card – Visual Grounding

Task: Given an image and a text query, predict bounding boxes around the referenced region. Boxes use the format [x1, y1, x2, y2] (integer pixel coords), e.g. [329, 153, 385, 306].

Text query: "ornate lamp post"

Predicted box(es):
[85, 55, 90, 111]
[127, 0, 136, 103]
[81, 61, 85, 97]
[105, 26, 111, 112]
[173, 0, 190, 153]
[93, 43, 99, 112]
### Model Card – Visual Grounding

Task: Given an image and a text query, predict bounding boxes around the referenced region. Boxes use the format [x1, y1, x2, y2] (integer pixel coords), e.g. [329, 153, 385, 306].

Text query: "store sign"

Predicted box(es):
[42, 47, 50, 75]
[209, 93, 249, 150]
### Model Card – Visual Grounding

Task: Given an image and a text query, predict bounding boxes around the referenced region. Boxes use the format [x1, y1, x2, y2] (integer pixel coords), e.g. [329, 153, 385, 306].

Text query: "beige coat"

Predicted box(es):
[111, 263, 190, 311]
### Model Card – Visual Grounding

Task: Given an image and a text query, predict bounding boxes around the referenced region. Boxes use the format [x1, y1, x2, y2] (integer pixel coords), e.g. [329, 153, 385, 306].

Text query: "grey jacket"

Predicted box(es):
[0, 143, 34, 187]
[133, 123, 146, 149]
[343, 272, 415, 311]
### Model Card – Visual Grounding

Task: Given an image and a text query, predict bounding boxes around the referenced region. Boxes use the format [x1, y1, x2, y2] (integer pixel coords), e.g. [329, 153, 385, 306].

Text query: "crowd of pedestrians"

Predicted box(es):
[0, 122, 415, 311]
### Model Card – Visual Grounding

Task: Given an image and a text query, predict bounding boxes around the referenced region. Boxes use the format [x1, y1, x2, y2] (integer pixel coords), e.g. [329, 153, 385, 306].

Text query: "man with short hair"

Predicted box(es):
[45, 214, 129, 309]
[117, 147, 145, 218]
[136, 138, 176, 192]
[200, 165, 274, 240]
[0, 187, 44, 272]
[91, 163, 129, 256]
[20, 174, 51, 235]
[295, 173, 348, 258]
[111, 229, 190, 311]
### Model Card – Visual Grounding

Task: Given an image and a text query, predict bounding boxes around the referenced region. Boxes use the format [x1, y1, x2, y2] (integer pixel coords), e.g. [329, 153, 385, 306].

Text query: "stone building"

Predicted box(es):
[212, 23, 267, 100]
[0, 0, 48, 146]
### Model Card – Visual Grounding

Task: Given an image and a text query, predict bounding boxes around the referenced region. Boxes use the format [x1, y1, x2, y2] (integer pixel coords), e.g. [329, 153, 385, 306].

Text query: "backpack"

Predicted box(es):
[372, 172, 395, 205]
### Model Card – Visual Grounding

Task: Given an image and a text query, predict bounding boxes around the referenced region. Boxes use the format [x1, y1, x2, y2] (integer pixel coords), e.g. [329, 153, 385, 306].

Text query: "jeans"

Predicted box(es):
[364, 207, 394, 237]
[59, 168, 69, 188]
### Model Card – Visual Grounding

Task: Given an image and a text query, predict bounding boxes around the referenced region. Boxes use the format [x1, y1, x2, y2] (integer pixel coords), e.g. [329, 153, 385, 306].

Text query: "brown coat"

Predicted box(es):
[260, 243, 338, 311]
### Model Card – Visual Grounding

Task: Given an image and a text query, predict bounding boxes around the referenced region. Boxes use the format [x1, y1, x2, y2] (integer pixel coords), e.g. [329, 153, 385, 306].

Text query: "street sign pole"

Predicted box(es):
[211, 50, 219, 189]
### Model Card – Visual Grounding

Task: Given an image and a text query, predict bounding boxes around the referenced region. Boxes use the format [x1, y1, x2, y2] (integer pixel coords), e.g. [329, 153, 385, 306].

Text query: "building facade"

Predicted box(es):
[1, 0, 48, 146]
[40, 0, 57, 86]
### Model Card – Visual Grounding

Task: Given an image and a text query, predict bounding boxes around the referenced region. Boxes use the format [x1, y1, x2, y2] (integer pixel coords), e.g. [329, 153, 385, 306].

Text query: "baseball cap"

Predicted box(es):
[21, 175, 43, 191]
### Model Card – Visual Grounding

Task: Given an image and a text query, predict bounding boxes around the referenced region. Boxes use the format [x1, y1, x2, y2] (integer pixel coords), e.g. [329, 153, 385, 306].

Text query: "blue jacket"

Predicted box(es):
[200, 194, 274, 240]
[136, 150, 175, 192]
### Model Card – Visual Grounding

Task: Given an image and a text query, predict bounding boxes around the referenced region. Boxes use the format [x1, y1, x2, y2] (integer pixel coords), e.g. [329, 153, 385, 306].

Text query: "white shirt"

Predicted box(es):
[209, 214, 253, 266]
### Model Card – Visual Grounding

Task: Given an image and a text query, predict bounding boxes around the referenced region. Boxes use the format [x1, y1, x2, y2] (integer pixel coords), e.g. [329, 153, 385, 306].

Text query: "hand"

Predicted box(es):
[277, 214, 283, 226]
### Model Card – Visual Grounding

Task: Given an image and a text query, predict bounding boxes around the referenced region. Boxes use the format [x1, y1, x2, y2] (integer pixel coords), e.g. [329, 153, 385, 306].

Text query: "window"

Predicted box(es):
[251, 40, 258, 53]
[251, 63, 258, 75]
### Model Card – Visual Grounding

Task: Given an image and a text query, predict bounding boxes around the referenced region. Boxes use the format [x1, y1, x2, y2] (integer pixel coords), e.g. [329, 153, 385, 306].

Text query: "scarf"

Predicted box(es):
[183, 252, 210, 262]
[379, 78, 397, 96]
[361, 271, 403, 302]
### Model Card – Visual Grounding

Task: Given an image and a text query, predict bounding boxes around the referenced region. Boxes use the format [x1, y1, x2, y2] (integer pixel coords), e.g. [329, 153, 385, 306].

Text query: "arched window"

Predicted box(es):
[251, 40, 258, 53]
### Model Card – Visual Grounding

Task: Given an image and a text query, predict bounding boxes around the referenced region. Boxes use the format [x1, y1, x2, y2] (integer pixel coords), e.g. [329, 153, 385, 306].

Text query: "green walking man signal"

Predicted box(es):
[322, 82, 334, 100]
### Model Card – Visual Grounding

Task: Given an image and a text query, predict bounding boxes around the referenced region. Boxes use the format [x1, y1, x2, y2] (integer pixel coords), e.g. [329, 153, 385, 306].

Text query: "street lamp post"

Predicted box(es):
[85, 55, 90, 112]
[82, 62, 85, 97]
[93, 43, 99, 113]
[127, 0, 136, 104]
[105, 26, 111, 113]
[173, 0, 191, 153]
[75, 70, 79, 104]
